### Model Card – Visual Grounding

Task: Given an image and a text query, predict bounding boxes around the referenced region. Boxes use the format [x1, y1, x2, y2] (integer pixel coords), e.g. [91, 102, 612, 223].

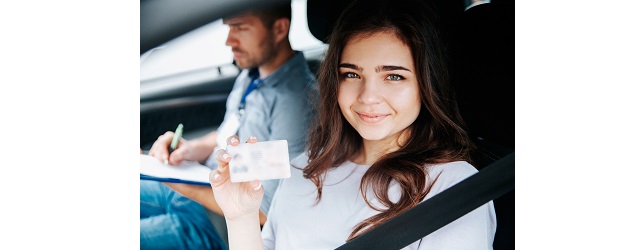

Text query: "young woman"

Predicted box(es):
[210, 0, 496, 249]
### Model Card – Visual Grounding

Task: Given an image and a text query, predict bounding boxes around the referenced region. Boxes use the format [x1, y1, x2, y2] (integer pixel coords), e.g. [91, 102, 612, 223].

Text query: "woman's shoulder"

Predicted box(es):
[425, 161, 478, 198]
[428, 161, 477, 177]
[290, 152, 310, 169]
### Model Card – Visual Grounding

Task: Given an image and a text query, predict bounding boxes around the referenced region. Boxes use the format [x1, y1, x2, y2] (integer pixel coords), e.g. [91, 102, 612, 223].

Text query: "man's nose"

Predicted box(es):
[225, 31, 237, 47]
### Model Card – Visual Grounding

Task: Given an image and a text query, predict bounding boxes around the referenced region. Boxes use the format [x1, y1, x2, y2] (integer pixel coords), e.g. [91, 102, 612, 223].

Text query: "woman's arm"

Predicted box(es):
[209, 135, 265, 249]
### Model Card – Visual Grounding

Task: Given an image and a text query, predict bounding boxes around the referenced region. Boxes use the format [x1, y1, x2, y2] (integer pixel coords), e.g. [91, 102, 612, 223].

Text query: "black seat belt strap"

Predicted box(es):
[336, 152, 515, 250]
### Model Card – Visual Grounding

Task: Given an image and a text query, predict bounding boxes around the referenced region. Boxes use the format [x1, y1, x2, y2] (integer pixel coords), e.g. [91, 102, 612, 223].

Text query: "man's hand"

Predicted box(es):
[148, 131, 214, 166]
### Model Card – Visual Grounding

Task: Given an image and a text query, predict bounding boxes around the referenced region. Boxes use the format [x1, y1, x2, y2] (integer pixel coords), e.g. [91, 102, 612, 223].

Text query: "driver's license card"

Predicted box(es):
[227, 140, 291, 183]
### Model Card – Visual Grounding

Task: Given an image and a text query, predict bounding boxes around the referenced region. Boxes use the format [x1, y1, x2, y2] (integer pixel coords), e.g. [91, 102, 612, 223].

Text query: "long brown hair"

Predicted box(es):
[304, 0, 473, 240]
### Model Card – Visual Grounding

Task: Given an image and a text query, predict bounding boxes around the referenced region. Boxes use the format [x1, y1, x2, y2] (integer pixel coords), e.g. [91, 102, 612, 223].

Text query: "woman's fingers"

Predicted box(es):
[249, 179, 262, 191]
[226, 135, 260, 146]
[211, 150, 231, 187]
[209, 169, 227, 187]
[247, 179, 264, 203]
[215, 149, 231, 172]
[227, 135, 240, 147]
[246, 136, 259, 144]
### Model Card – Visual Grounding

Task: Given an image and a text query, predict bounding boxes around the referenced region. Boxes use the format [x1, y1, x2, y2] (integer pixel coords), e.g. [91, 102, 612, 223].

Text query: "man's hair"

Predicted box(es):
[249, 3, 291, 28]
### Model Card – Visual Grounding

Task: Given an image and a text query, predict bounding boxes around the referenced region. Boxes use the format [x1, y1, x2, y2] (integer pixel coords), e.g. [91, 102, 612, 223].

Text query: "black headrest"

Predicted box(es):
[306, 0, 350, 43]
[455, 2, 515, 149]
[306, 0, 464, 43]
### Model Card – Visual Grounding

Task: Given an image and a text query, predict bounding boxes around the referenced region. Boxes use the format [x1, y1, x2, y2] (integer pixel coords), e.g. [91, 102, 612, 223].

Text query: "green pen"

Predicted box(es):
[166, 123, 183, 164]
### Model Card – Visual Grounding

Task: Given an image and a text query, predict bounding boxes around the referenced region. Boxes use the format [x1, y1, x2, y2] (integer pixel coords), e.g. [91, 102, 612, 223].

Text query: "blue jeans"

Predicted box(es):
[140, 180, 228, 250]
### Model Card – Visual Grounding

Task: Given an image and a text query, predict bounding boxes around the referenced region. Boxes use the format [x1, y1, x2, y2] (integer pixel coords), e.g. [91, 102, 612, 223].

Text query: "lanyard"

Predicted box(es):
[238, 73, 264, 116]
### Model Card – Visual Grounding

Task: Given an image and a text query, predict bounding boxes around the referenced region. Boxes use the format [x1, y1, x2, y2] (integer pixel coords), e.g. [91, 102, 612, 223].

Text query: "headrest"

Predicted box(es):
[455, 2, 515, 149]
[306, 0, 464, 43]
[306, 0, 351, 43]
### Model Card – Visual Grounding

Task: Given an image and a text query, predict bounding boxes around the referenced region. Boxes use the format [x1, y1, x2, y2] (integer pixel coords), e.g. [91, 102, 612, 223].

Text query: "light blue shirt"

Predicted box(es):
[207, 51, 317, 214]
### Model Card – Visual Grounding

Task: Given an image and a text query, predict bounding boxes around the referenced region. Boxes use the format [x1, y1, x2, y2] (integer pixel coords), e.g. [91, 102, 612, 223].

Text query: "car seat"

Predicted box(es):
[455, 2, 515, 249]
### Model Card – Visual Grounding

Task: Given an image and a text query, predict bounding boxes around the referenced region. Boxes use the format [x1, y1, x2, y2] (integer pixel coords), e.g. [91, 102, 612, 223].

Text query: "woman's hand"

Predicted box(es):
[209, 135, 263, 221]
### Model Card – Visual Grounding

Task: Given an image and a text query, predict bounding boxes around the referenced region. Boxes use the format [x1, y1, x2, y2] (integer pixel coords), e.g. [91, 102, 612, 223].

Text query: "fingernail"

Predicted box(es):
[253, 182, 262, 191]
[230, 137, 238, 143]
[223, 153, 230, 160]
[213, 173, 219, 181]
[164, 159, 168, 165]
[249, 136, 257, 140]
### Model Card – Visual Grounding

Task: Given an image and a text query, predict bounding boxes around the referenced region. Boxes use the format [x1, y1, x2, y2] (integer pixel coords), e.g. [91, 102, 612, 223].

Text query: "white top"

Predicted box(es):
[262, 153, 496, 250]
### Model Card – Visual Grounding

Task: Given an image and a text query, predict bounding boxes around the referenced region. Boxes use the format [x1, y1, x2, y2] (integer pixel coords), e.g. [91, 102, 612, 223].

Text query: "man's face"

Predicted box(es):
[223, 14, 277, 69]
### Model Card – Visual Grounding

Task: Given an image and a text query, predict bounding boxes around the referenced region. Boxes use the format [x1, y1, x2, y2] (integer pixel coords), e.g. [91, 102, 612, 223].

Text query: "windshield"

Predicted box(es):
[140, 0, 323, 82]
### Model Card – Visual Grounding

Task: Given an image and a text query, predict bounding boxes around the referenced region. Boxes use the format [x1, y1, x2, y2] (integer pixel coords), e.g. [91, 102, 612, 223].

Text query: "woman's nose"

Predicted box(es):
[357, 79, 383, 104]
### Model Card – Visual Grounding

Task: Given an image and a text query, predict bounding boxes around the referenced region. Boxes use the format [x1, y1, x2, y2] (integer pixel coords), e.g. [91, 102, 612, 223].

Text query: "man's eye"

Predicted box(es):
[386, 75, 404, 81]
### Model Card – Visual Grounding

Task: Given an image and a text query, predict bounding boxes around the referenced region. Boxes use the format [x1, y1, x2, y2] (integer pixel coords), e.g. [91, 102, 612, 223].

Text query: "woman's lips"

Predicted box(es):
[356, 112, 389, 123]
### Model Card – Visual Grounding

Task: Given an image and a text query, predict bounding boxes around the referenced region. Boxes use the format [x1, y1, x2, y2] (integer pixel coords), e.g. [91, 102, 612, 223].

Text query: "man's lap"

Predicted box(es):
[140, 180, 227, 250]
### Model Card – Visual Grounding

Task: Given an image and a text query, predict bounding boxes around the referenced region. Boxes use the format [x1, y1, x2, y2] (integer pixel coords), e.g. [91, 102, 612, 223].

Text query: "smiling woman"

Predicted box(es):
[208, 0, 496, 249]
[337, 31, 421, 151]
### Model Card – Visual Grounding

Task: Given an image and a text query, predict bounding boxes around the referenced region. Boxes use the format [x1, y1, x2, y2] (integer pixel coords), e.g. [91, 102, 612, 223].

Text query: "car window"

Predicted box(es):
[140, 0, 323, 82]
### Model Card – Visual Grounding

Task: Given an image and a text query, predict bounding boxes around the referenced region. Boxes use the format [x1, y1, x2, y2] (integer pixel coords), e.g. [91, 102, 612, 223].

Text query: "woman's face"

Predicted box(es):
[338, 31, 421, 143]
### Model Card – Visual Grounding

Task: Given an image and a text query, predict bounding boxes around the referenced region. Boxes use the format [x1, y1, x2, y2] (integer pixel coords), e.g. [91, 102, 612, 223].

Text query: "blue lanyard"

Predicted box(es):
[238, 74, 264, 112]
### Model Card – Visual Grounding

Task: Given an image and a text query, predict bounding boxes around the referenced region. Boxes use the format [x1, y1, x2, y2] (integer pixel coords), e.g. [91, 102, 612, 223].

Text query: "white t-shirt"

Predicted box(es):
[262, 153, 497, 250]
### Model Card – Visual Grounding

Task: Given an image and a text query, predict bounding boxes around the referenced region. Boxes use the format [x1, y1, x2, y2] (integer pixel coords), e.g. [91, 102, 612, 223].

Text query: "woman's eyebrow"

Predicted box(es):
[338, 63, 362, 71]
[376, 65, 411, 73]
[339, 64, 411, 73]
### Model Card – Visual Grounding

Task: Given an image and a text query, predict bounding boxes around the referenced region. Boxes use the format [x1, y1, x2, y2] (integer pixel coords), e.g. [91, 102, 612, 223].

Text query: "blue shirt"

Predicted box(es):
[207, 51, 317, 214]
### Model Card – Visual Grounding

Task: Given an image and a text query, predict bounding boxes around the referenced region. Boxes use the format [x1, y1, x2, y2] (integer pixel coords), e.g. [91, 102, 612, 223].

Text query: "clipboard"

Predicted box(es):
[139, 174, 210, 186]
[140, 154, 212, 186]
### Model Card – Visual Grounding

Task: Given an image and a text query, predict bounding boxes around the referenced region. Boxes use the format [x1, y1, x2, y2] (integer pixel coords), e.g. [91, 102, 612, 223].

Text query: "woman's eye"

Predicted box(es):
[342, 72, 359, 79]
[386, 74, 405, 81]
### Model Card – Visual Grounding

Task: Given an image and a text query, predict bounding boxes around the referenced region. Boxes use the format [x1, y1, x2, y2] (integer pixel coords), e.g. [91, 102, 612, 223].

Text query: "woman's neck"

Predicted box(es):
[352, 130, 410, 165]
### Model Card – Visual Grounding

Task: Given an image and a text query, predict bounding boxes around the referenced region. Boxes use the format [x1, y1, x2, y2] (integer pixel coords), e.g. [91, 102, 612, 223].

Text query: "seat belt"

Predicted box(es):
[336, 152, 515, 250]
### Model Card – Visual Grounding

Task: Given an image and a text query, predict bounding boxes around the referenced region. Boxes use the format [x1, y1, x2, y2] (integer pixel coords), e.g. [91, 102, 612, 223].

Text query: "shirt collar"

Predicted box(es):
[246, 51, 306, 87]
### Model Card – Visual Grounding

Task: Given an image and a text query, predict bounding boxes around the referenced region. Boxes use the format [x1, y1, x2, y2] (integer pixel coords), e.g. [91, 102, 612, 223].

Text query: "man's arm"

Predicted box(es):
[163, 182, 267, 225]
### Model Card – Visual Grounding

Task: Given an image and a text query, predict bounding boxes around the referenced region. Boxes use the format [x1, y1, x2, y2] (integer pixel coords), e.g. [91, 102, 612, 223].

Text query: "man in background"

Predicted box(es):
[141, 3, 317, 249]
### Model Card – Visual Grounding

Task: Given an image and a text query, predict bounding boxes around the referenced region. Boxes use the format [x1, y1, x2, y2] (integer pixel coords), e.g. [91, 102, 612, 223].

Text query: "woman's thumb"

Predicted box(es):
[250, 180, 262, 191]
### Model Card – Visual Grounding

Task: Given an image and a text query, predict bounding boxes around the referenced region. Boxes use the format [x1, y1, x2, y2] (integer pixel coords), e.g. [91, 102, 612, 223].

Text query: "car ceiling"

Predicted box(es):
[141, 0, 291, 54]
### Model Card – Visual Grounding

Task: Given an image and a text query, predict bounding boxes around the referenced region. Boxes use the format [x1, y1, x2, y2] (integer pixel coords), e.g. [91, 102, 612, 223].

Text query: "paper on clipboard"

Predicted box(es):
[140, 154, 211, 185]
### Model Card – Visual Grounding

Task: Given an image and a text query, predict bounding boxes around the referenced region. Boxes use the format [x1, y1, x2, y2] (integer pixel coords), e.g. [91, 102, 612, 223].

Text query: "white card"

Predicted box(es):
[227, 140, 291, 183]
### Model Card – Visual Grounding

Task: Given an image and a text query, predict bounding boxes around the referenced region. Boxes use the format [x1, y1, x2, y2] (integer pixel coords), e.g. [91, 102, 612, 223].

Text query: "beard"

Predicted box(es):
[233, 35, 277, 70]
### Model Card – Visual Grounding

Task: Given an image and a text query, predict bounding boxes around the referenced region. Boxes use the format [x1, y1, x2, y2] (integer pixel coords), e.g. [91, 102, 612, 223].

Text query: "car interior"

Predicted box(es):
[141, 0, 514, 248]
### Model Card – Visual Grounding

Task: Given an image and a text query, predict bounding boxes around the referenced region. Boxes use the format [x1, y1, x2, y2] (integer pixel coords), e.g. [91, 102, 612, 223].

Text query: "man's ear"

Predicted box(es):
[272, 18, 290, 44]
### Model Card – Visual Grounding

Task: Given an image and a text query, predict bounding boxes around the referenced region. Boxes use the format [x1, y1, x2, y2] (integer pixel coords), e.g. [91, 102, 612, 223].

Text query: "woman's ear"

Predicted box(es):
[272, 18, 290, 44]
